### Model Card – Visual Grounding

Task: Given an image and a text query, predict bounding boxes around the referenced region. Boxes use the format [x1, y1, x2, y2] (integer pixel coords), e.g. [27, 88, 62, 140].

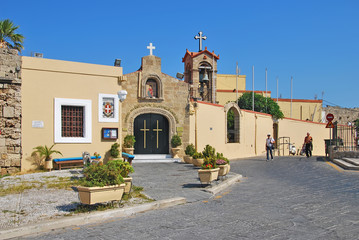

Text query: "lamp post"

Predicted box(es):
[117, 90, 128, 152]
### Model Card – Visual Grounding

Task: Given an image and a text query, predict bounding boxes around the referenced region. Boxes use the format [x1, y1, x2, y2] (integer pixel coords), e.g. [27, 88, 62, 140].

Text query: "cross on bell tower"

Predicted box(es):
[147, 43, 156, 56]
[194, 31, 207, 52]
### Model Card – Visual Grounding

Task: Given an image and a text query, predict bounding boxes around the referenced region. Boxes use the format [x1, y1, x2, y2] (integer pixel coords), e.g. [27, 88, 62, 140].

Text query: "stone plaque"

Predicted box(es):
[32, 121, 44, 128]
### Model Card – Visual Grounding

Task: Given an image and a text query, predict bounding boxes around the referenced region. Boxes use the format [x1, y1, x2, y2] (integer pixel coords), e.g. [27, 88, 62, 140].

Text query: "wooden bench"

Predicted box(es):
[53, 156, 102, 170]
[122, 152, 135, 165]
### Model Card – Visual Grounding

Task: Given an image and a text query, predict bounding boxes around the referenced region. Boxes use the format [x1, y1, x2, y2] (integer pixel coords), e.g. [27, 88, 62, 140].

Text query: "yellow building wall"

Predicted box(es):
[190, 102, 329, 160]
[216, 74, 246, 91]
[277, 118, 329, 156]
[21, 57, 124, 171]
[277, 100, 323, 122]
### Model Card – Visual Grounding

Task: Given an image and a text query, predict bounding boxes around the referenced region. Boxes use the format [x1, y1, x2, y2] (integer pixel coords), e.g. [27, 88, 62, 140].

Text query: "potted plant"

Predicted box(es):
[119, 160, 134, 194]
[110, 143, 121, 160]
[171, 134, 182, 158]
[32, 144, 62, 171]
[216, 152, 230, 177]
[123, 135, 136, 155]
[76, 160, 126, 205]
[192, 152, 204, 167]
[184, 144, 196, 164]
[198, 157, 219, 184]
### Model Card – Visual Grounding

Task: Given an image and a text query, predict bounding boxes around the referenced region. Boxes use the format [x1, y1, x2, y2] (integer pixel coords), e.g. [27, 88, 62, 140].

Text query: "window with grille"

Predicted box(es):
[61, 106, 84, 137]
[54, 98, 92, 143]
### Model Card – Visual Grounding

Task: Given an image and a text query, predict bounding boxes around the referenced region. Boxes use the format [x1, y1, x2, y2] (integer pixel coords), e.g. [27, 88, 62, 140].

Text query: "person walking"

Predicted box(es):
[304, 132, 313, 157]
[265, 133, 275, 161]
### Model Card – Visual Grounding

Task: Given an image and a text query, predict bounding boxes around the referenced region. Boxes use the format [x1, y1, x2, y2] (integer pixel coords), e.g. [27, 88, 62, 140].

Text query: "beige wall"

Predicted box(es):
[190, 101, 330, 160]
[277, 118, 329, 156]
[277, 99, 323, 122]
[21, 57, 124, 171]
[216, 90, 271, 105]
[217, 74, 246, 91]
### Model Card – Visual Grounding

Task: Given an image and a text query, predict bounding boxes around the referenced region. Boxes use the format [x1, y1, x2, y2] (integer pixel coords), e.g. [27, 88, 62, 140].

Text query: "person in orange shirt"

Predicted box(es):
[304, 132, 313, 157]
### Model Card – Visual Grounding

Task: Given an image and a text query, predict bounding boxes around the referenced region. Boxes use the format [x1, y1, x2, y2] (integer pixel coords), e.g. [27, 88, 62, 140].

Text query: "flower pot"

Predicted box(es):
[76, 184, 125, 205]
[218, 164, 229, 176]
[44, 160, 53, 171]
[183, 155, 193, 164]
[192, 158, 204, 167]
[198, 168, 220, 184]
[123, 148, 134, 155]
[123, 177, 132, 194]
[171, 148, 181, 158]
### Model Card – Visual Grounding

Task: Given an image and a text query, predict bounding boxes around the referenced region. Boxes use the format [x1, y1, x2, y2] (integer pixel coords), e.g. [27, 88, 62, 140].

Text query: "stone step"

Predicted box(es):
[133, 154, 180, 163]
[342, 158, 359, 166]
[332, 159, 359, 170]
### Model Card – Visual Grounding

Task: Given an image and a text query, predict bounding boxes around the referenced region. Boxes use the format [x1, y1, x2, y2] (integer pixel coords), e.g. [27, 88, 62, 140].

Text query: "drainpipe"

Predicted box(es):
[255, 114, 257, 155]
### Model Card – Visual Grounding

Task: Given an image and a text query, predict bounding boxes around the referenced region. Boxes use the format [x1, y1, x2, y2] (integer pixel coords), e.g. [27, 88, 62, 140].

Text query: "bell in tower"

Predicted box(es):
[182, 32, 220, 103]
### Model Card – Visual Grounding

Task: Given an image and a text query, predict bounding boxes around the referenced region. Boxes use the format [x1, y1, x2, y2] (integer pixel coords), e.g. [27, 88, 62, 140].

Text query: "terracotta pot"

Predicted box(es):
[192, 158, 204, 167]
[123, 148, 134, 155]
[123, 177, 132, 194]
[198, 168, 220, 184]
[77, 184, 125, 205]
[171, 148, 181, 158]
[183, 155, 193, 164]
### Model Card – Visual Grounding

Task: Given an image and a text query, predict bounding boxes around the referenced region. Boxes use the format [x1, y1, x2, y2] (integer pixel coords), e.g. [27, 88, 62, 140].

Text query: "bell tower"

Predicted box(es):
[182, 32, 219, 103]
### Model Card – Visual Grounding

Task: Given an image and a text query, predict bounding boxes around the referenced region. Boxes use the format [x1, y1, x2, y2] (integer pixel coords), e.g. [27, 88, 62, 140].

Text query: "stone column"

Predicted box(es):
[0, 48, 22, 174]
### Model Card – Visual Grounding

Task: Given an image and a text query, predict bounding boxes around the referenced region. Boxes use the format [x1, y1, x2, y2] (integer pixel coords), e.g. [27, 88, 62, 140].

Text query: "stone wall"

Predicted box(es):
[121, 55, 190, 157]
[328, 146, 359, 160]
[323, 106, 359, 125]
[0, 48, 22, 174]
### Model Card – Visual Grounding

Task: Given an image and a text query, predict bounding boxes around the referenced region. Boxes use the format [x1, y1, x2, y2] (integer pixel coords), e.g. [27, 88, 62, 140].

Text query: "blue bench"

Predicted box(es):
[122, 152, 135, 165]
[53, 156, 101, 170]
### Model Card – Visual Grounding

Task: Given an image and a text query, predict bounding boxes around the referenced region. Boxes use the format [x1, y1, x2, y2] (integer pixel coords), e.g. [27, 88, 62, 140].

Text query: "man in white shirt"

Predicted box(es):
[265, 133, 275, 161]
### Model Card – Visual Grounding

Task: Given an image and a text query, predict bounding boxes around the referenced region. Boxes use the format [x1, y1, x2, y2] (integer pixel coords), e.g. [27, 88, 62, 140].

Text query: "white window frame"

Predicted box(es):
[98, 93, 119, 122]
[54, 98, 92, 143]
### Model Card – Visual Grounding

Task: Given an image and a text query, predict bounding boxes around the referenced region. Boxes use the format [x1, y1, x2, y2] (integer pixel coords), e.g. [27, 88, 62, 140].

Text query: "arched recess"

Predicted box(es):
[127, 106, 177, 139]
[224, 103, 241, 143]
[140, 74, 163, 100]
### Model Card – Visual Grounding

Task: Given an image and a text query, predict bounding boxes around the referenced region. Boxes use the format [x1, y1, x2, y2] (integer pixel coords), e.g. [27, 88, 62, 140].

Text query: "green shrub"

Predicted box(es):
[123, 135, 136, 148]
[80, 160, 125, 187]
[110, 143, 120, 158]
[119, 161, 134, 178]
[171, 135, 182, 148]
[202, 144, 216, 158]
[192, 152, 204, 159]
[201, 157, 217, 169]
[185, 144, 196, 156]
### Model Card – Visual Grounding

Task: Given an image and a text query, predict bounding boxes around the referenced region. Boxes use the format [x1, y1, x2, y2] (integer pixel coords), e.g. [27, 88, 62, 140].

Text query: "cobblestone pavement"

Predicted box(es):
[24, 156, 359, 240]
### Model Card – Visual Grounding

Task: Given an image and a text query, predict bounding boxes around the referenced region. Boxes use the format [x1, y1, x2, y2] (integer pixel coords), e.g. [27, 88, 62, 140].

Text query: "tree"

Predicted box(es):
[237, 92, 284, 119]
[0, 19, 24, 52]
[354, 119, 359, 135]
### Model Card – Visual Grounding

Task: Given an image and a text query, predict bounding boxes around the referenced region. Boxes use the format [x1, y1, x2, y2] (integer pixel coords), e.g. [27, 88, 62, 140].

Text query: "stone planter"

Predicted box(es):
[171, 148, 181, 158]
[198, 168, 220, 184]
[218, 164, 230, 177]
[192, 158, 204, 167]
[76, 184, 125, 205]
[123, 177, 132, 194]
[123, 148, 134, 155]
[44, 160, 53, 171]
[183, 155, 193, 164]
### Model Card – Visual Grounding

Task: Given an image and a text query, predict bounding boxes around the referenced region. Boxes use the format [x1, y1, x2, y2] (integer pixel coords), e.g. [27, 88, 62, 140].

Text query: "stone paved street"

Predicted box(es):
[23, 156, 359, 240]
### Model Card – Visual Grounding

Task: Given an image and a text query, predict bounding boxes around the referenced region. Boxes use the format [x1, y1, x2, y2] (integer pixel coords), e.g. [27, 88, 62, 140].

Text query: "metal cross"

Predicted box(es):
[147, 43, 156, 55]
[194, 31, 207, 52]
[140, 120, 150, 148]
[153, 120, 163, 149]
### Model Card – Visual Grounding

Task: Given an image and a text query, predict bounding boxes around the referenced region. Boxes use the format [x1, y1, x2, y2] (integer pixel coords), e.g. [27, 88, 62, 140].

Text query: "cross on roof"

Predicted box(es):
[147, 43, 156, 56]
[194, 31, 207, 52]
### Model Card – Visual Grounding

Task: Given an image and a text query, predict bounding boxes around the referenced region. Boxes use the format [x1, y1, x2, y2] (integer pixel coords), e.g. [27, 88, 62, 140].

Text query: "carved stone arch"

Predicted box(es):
[127, 106, 177, 137]
[141, 73, 164, 99]
[224, 102, 241, 143]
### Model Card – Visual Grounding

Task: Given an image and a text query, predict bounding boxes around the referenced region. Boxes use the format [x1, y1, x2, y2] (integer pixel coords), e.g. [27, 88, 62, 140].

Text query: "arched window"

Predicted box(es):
[226, 106, 240, 143]
[146, 79, 158, 98]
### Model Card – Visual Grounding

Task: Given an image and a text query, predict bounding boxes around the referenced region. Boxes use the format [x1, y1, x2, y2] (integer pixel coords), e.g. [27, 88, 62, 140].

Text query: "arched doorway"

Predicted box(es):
[134, 113, 169, 154]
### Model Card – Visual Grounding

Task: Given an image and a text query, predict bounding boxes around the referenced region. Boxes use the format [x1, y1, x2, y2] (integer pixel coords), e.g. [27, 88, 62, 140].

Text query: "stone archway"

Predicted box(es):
[126, 107, 177, 153]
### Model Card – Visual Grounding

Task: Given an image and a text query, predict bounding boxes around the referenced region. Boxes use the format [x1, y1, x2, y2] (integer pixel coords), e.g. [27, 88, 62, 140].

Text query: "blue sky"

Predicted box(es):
[3, 0, 358, 108]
